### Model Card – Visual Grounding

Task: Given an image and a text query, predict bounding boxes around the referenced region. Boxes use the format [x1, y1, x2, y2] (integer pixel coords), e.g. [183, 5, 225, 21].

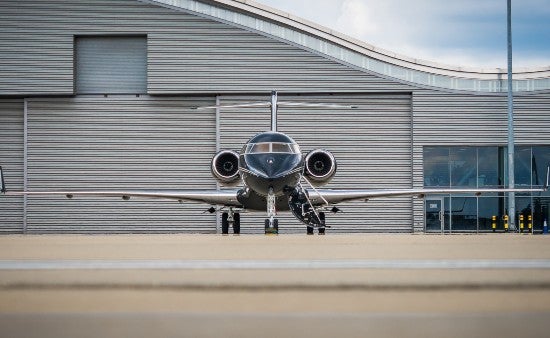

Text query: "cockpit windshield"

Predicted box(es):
[243, 142, 301, 154]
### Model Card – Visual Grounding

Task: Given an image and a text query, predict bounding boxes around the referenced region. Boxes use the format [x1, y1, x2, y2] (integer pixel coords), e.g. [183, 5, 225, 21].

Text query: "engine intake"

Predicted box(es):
[304, 149, 337, 186]
[211, 150, 240, 185]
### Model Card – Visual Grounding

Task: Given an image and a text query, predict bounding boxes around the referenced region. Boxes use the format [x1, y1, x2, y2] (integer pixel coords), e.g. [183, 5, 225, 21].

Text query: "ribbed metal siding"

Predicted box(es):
[25, 96, 217, 234]
[0, 99, 24, 233]
[0, 0, 413, 96]
[148, 27, 414, 94]
[515, 94, 550, 144]
[220, 94, 413, 233]
[413, 91, 509, 146]
[75, 36, 147, 94]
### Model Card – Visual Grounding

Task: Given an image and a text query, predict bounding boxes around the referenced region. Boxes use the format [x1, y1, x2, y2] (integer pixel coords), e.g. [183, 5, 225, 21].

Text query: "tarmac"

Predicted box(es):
[1, 233, 550, 338]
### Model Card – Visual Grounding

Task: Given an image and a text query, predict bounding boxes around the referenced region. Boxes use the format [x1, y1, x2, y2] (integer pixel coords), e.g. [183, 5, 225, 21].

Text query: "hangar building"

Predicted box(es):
[1, 0, 549, 234]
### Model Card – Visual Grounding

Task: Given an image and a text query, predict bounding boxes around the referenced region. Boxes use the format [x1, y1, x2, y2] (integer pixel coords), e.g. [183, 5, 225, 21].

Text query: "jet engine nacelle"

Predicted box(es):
[211, 150, 240, 185]
[304, 149, 337, 186]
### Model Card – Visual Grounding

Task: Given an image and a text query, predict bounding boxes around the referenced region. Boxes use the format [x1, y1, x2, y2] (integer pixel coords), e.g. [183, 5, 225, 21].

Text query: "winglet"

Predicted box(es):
[0, 166, 5, 194]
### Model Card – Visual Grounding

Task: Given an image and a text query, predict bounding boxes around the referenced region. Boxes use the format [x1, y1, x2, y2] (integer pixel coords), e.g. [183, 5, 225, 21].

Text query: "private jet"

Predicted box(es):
[1, 92, 548, 234]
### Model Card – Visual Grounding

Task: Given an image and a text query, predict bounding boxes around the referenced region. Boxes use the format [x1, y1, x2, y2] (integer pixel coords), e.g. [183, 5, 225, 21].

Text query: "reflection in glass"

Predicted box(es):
[424, 147, 449, 187]
[532, 147, 550, 195]
[478, 197, 499, 231]
[450, 197, 477, 231]
[532, 197, 550, 231]
[450, 147, 477, 187]
[425, 198, 444, 232]
[515, 147, 532, 186]
[516, 197, 533, 232]
[478, 147, 499, 187]
[423, 146, 550, 233]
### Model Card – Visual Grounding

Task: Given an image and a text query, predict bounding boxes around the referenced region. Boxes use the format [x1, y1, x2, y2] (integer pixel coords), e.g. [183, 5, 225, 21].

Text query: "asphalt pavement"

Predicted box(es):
[1, 234, 549, 337]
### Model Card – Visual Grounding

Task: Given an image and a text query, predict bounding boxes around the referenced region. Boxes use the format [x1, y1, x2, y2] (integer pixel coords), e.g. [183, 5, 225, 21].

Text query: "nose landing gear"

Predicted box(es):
[264, 187, 279, 235]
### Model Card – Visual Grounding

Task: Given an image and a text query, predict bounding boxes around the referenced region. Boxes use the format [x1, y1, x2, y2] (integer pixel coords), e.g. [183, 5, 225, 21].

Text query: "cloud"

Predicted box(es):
[254, 0, 550, 68]
[336, 0, 378, 36]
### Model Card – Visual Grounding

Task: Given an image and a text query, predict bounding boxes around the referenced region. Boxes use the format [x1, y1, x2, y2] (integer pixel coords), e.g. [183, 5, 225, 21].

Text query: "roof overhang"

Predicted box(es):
[143, 0, 550, 92]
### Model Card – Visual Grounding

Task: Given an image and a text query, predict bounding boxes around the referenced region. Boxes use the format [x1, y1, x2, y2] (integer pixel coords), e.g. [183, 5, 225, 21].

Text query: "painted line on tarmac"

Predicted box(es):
[1, 259, 550, 270]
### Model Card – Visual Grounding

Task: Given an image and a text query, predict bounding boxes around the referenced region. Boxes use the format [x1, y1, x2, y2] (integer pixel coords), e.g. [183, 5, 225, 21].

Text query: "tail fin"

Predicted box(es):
[271, 91, 278, 132]
[0, 166, 5, 193]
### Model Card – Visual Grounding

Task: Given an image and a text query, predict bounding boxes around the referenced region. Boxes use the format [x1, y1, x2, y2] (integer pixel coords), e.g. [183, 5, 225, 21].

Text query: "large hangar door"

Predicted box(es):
[220, 93, 413, 233]
[0, 100, 24, 233]
[26, 96, 217, 234]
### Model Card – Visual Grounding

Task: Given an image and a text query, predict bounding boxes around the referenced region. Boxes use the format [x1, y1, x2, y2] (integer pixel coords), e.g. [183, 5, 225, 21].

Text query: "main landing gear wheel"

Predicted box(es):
[265, 219, 279, 235]
[318, 212, 326, 235]
[221, 212, 229, 234]
[233, 212, 241, 234]
[306, 212, 326, 235]
[221, 212, 241, 235]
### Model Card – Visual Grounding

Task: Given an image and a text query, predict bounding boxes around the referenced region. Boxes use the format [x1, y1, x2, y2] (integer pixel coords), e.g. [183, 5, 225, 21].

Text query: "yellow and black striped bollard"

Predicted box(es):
[520, 214, 524, 233]
[504, 215, 509, 233]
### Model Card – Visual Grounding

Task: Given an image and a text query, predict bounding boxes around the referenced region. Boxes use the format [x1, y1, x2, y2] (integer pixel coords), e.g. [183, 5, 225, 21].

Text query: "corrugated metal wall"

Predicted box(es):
[25, 96, 217, 233]
[515, 94, 550, 144]
[220, 93, 413, 233]
[0, 99, 24, 233]
[0, 0, 414, 96]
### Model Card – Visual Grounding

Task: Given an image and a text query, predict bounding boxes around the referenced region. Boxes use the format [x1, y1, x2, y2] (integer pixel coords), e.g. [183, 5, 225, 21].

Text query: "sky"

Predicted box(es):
[253, 0, 550, 69]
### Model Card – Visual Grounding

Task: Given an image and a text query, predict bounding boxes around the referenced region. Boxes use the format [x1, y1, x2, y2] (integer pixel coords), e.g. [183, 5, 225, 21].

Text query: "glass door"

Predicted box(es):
[426, 198, 444, 232]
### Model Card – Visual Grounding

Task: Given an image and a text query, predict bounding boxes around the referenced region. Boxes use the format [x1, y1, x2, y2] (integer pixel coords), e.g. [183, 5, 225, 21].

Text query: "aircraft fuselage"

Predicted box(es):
[236, 132, 303, 211]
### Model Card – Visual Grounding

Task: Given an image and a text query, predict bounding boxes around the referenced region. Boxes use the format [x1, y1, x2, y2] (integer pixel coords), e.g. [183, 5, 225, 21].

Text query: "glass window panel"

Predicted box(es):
[424, 147, 449, 187]
[444, 196, 451, 233]
[477, 147, 499, 187]
[499, 146, 508, 186]
[532, 146, 550, 192]
[450, 147, 476, 187]
[478, 197, 500, 232]
[515, 147, 532, 186]
[516, 197, 534, 232]
[532, 197, 550, 232]
[450, 197, 477, 232]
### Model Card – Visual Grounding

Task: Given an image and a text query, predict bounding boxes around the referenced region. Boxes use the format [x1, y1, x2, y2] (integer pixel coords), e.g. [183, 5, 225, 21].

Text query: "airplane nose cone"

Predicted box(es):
[265, 157, 277, 177]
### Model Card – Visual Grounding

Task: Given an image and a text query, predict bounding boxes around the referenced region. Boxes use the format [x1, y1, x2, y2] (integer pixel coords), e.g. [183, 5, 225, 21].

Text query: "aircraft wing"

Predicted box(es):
[3, 189, 242, 207]
[309, 187, 548, 206]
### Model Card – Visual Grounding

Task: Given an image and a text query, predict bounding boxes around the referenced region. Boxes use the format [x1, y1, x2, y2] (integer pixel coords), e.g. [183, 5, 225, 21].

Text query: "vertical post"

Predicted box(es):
[215, 95, 221, 234]
[23, 98, 28, 234]
[507, 0, 516, 231]
[271, 91, 277, 132]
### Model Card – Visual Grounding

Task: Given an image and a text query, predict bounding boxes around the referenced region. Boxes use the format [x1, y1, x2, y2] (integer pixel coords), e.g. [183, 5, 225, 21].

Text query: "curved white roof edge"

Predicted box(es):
[144, 0, 550, 92]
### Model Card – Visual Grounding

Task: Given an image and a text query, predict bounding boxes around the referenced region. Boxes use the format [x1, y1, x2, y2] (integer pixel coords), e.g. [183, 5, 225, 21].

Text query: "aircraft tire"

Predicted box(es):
[264, 218, 279, 235]
[221, 212, 229, 234]
[319, 212, 326, 235]
[307, 226, 314, 235]
[233, 213, 241, 234]
[273, 219, 279, 234]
